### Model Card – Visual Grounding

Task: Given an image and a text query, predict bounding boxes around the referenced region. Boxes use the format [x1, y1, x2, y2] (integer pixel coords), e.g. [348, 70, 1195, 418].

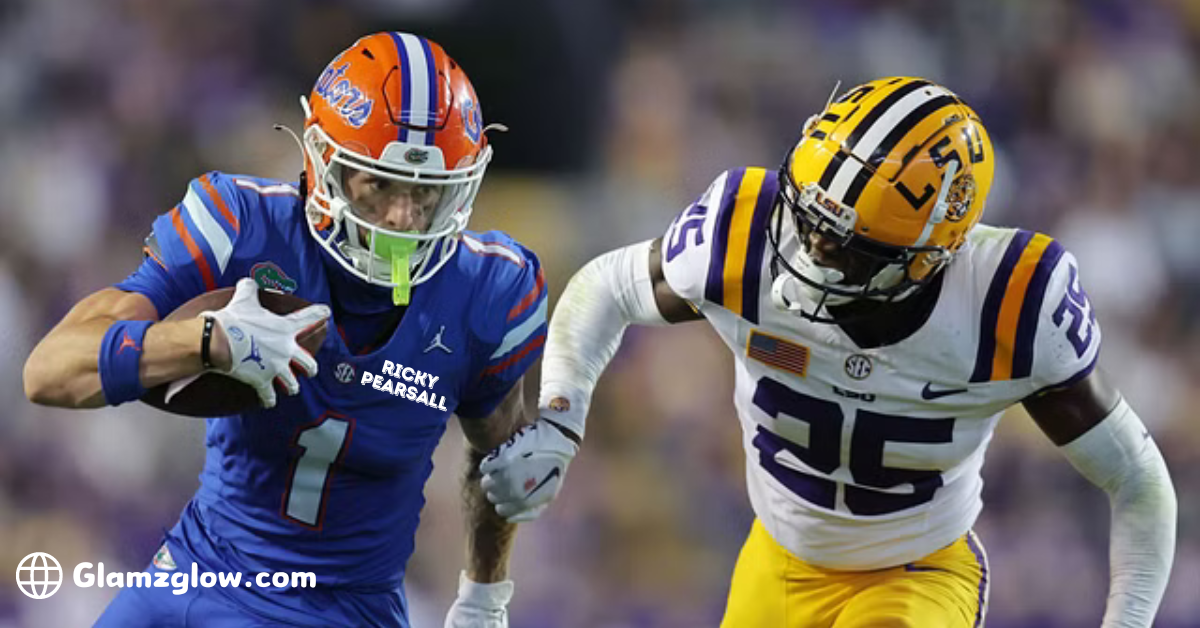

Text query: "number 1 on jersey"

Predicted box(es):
[283, 415, 353, 528]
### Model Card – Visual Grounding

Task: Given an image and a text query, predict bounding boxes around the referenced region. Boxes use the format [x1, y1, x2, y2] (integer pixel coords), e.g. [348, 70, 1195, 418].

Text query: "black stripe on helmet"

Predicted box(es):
[842, 95, 957, 207]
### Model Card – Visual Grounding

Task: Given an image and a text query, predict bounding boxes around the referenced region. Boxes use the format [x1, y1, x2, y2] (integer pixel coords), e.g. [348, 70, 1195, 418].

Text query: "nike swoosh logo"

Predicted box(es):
[904, 563, 948, 573]
[526, 467, 561, 497]
[921, 382, 968, 400]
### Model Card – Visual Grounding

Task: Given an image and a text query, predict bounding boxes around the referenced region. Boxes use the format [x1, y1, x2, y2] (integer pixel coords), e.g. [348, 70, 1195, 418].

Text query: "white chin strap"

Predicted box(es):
[335, 207, 420, 283]
[770, 246, 921, 315]
[794, 247, 847, 289]
[771, 247, 852, 313]
[770, 274, 808, 313]
[770, 161, 965, 317]
[340, 242, 397, 282]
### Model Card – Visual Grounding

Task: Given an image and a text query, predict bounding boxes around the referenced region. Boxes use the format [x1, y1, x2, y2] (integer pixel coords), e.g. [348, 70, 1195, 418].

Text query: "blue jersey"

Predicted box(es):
[116, 173, 547, 593]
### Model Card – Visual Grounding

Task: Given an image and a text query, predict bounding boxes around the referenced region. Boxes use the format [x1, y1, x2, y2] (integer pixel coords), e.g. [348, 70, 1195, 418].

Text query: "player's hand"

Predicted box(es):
[480, 418, 579, 523]
[444, 572, 512, 628]
[203, 278, 330, 409]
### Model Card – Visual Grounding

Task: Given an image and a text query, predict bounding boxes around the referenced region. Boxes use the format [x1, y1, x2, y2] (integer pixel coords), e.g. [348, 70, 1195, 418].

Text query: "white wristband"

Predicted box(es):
[456, 571, 514, 608]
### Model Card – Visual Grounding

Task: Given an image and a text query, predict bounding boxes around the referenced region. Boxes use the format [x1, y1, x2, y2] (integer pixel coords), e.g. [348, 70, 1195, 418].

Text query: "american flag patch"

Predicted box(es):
[746, 330, 810, 377]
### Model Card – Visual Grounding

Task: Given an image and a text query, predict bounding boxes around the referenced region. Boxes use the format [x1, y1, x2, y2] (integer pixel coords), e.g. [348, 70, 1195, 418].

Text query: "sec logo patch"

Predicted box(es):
[844, 354, 873, 380]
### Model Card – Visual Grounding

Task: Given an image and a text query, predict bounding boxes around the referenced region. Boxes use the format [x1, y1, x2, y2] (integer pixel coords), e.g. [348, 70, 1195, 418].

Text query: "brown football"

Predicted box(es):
[140, 288, 328, 417]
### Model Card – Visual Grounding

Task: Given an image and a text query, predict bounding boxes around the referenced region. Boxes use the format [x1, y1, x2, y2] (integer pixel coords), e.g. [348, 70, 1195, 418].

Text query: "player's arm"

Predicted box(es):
[459, 379, 532, 583]
[538, 237, 698, 434]
[648, 237, 705, 323]
[445, 380, 537, 628]
[480, 171, 732, 522]
[23, 288, 231, 409]
[533, 170, 739, 441]
[28, 171, 327, 411]
[479, 237, 695, 525]
[1024, 372, 1176, 627]
[1014, 240, 1176, 627]
[446, 239, 550, 627]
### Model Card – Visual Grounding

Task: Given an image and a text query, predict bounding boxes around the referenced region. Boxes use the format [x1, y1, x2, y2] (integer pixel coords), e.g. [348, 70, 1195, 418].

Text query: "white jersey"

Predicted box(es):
[660, 167, 1101, 570]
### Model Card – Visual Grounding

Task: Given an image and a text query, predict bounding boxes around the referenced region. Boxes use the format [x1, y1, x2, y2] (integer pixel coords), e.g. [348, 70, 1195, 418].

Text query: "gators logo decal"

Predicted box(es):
[251, 262, 297, 294]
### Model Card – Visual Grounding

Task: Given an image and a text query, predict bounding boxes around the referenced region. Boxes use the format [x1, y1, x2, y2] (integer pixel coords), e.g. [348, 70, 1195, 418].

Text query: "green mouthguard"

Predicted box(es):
[370, 232, 419, 306]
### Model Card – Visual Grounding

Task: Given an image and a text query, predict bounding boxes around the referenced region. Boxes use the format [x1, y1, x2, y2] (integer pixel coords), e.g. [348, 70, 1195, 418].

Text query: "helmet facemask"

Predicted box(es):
[301, 96, 490, 305]
[767, 77, 994, 324]
[768, 159, 953, 324]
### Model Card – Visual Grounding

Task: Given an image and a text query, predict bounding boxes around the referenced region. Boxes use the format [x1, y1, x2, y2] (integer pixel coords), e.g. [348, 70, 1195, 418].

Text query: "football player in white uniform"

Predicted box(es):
[476, 77, 1177, 626]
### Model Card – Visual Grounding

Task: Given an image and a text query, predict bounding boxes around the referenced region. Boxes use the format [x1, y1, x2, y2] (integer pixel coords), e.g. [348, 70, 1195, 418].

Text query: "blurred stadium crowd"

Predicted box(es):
[1, 0, 1198, 626]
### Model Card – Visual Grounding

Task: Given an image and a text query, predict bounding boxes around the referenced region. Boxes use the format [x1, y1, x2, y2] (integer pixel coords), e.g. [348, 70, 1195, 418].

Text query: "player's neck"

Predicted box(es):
[322, 252, 399, 315]
[827, 271, 945, 349]
[322, 258, 410, 355]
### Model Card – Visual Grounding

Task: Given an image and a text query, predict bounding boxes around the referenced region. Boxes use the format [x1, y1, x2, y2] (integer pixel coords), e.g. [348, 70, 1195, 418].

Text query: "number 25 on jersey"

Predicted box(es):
[752, 378, 956, 516]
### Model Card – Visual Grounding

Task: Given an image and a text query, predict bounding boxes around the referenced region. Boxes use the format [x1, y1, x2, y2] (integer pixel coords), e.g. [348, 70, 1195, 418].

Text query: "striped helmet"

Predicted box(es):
[301, 32, 492, 295]
[770, 77, 994, 321]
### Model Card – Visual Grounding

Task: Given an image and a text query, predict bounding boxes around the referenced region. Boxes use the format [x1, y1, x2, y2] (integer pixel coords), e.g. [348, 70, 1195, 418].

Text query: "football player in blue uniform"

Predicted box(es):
[23, 32, 558, 628]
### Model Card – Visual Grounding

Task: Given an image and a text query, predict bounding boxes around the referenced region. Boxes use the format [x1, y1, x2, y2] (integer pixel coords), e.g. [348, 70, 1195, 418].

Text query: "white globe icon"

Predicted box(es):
[16, 552, 63, 599]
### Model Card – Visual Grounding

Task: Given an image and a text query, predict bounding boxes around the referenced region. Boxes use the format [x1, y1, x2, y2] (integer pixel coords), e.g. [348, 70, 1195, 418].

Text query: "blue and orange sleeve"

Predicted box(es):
[458, 243, 548, 419]
[115, 172, 244, 317]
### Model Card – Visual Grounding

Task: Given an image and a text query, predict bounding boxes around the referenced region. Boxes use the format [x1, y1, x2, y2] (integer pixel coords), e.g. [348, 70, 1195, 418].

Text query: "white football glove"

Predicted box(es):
[480, 418, 578, 523]
[444, 571, 513, 628]
[203, 278, 330, 409]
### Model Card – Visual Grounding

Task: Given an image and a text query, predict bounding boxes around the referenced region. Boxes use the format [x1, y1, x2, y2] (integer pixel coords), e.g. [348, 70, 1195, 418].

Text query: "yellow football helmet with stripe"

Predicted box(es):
[770, 76, 994, 321]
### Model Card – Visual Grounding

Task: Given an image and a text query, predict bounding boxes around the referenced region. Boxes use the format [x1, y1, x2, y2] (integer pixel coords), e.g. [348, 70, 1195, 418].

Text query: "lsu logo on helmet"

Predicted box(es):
[789, 77, 994, 267]
[772, 77, 995, 321]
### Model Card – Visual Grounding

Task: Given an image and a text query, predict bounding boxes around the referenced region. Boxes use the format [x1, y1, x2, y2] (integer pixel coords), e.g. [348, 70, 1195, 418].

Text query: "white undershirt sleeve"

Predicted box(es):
[538, 240, 669, 439]
[1058, 398, 1177, 628]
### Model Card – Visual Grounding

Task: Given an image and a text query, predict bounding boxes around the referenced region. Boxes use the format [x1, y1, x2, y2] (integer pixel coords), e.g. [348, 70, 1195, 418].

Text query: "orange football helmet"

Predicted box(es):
[770, 76, 995, 322]
[300, 32, 494, 293]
